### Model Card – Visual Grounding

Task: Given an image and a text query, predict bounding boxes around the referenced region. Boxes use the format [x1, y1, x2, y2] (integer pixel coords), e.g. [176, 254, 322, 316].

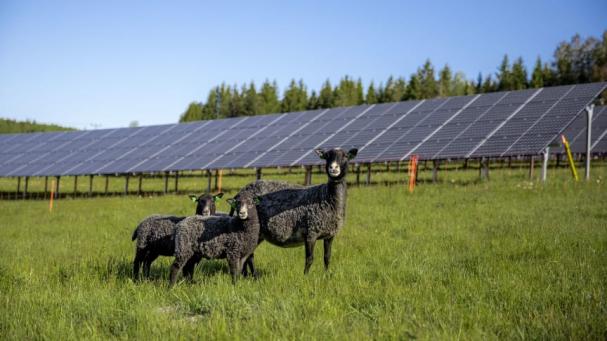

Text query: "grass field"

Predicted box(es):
[1, 164, 606, 339]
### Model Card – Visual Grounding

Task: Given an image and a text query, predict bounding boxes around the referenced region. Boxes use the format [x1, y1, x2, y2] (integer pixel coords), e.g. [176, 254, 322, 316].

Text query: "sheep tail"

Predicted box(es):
[131, 228, 138, 241]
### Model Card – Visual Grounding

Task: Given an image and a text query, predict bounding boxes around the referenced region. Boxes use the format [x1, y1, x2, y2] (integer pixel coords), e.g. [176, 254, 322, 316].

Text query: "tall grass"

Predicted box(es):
[0, 165, 606, 339]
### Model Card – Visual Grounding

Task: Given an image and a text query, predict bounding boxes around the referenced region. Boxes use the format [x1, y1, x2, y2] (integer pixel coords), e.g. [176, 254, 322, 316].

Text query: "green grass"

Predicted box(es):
[1, 165, 606, 339]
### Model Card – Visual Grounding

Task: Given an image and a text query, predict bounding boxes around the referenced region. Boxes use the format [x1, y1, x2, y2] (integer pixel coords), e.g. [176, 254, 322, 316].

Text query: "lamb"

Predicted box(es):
[190, 192, 225, 216]
[228, 180, 298, 277]
[234, 147, 357, 274]
[169, 193, 261, 286]
[132, 192, 224, 279]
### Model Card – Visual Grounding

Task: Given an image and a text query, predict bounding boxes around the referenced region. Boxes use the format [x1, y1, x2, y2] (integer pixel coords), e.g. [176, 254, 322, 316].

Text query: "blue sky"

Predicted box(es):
[0, 1, 606, 129]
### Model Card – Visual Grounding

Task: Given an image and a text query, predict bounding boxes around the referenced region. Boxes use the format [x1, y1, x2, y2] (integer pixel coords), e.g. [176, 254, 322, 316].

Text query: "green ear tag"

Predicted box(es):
[227, 199, 236, 209]
[189, 195, 198, 203]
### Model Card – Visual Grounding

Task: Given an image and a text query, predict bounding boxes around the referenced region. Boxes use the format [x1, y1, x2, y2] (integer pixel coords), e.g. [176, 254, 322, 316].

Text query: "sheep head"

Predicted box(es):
[227, 194, 260, 220]
[190, 192, 224, 216]
[314, 148, 358, 181]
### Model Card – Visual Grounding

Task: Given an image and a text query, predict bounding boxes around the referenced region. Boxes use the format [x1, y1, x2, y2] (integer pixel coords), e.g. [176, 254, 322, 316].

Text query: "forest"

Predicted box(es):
[180, 31, 607, 122]
[0, 118, 74, 134]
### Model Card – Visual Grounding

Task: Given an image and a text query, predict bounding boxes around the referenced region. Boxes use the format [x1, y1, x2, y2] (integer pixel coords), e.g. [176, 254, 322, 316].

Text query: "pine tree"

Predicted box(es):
[497, 54, 512, 90]
[258, 80, 281, 114]
[482, 75, 497, 93]
[218, 83, 233, 118]
[307, 90, 319, 109]
[381, 76, 406, 102]
[366, 82, 378, 104]
[356, 78, 364, 104]
[179, 102, 203, 122]
[394, 77, 407, 101]
[530, 57, 544, 88]
[475, 73, 483, 93]
[405, 74, 421, 100]
[511, 57, 528, 90]
[318, 79, 334, 108]
[376, 82, 385, 103]
[200, 87, 220, 119]
[334, 76, 359, 107]
[381, 76, 394, 102]
[281, 79, 308, 113]
[418, 60, 438, 99]
[242, 82, 259, 116]
[542, 63, 555, 87]
[439, 64, 453, 97]
[228, 85, 243, 117]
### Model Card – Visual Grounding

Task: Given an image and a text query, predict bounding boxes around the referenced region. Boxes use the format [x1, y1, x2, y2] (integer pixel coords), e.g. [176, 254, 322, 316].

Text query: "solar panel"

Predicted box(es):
[0, 82, 605, 178]
[558, 105, 607, 153]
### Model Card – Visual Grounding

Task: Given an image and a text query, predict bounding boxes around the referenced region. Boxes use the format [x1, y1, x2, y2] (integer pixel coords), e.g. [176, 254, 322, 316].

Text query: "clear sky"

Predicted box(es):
[1, 0, 606, 129]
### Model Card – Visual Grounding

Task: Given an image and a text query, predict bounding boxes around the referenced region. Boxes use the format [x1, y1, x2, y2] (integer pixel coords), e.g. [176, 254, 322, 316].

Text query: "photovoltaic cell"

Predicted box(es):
[0, 83, 605, 177]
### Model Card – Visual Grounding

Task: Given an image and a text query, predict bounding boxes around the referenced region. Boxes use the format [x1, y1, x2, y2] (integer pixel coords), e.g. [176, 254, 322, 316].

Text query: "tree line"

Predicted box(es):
[0, 118, 75, 134]
[180, 30, 607, 122]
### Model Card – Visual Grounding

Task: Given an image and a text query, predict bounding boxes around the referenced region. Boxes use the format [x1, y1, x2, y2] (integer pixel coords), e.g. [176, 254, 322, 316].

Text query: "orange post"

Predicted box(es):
[408, 155, 418, 192]
[49, 179, 55, 212]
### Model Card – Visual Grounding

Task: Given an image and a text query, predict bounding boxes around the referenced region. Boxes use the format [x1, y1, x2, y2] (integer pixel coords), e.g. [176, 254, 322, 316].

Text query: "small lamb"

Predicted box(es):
[169, 193, 261, 286]
[132, 192, 223, 279]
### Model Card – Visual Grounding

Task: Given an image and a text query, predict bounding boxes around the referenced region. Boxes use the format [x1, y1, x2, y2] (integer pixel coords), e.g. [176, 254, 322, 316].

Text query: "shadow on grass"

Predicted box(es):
[93, 256, 259, 284]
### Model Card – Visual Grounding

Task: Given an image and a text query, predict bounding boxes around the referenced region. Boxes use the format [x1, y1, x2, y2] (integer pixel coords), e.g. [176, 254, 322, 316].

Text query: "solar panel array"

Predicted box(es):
[557, 105, 607, 154]
[0, 82, 605, 177]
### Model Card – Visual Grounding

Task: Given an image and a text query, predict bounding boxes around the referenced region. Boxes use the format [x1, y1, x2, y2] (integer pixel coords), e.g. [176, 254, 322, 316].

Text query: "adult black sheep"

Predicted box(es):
[233, 148, 357, 274]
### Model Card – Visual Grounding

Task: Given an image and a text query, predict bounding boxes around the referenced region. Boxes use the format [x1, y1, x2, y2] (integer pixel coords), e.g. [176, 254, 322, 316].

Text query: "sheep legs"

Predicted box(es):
[143, 253, 159, 278]
[169, 253, 192, 287]
[182, 256, 201, 282]
[323, 237, 334, 270]
[227, 256, 243, 284]
[241, 254, 258, 278]
[133, 250, 145, 280]
[304, 239, 317, 275]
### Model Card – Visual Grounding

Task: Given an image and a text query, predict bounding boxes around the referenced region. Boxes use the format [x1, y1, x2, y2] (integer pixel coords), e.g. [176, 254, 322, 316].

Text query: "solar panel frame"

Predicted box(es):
[1, 82, 605, 178]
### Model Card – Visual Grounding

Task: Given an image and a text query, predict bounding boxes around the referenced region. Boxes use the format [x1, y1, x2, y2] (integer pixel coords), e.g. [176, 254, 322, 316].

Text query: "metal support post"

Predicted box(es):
[304, 166, 312, 186]
[541, 147, 550, 182]
[55, 176, 61, 199]
[256, 168, 262, 180]
[214, 170, 219, 191]
[479, 157, 489, 181]
[585, 104, 594, 180]
[366, 163, 372, 185]
[89, 175, 94, 197]
[164, 172, 169, 194]
[23, 176, 29, 199]
[432, 160, 440, 183]
[138, 174, 143, 195]
[529, 156, 535, 180]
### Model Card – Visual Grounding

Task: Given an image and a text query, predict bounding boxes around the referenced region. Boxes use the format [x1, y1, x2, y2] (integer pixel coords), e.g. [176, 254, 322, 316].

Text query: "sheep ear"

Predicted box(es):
[314, 148, 326, 159]
[254, 196, 261, 205]
[189, 195, 198, 203]
[213, 192, 224, 202]
[226, 198, 237, 209]
[347, 148, 358, 160]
